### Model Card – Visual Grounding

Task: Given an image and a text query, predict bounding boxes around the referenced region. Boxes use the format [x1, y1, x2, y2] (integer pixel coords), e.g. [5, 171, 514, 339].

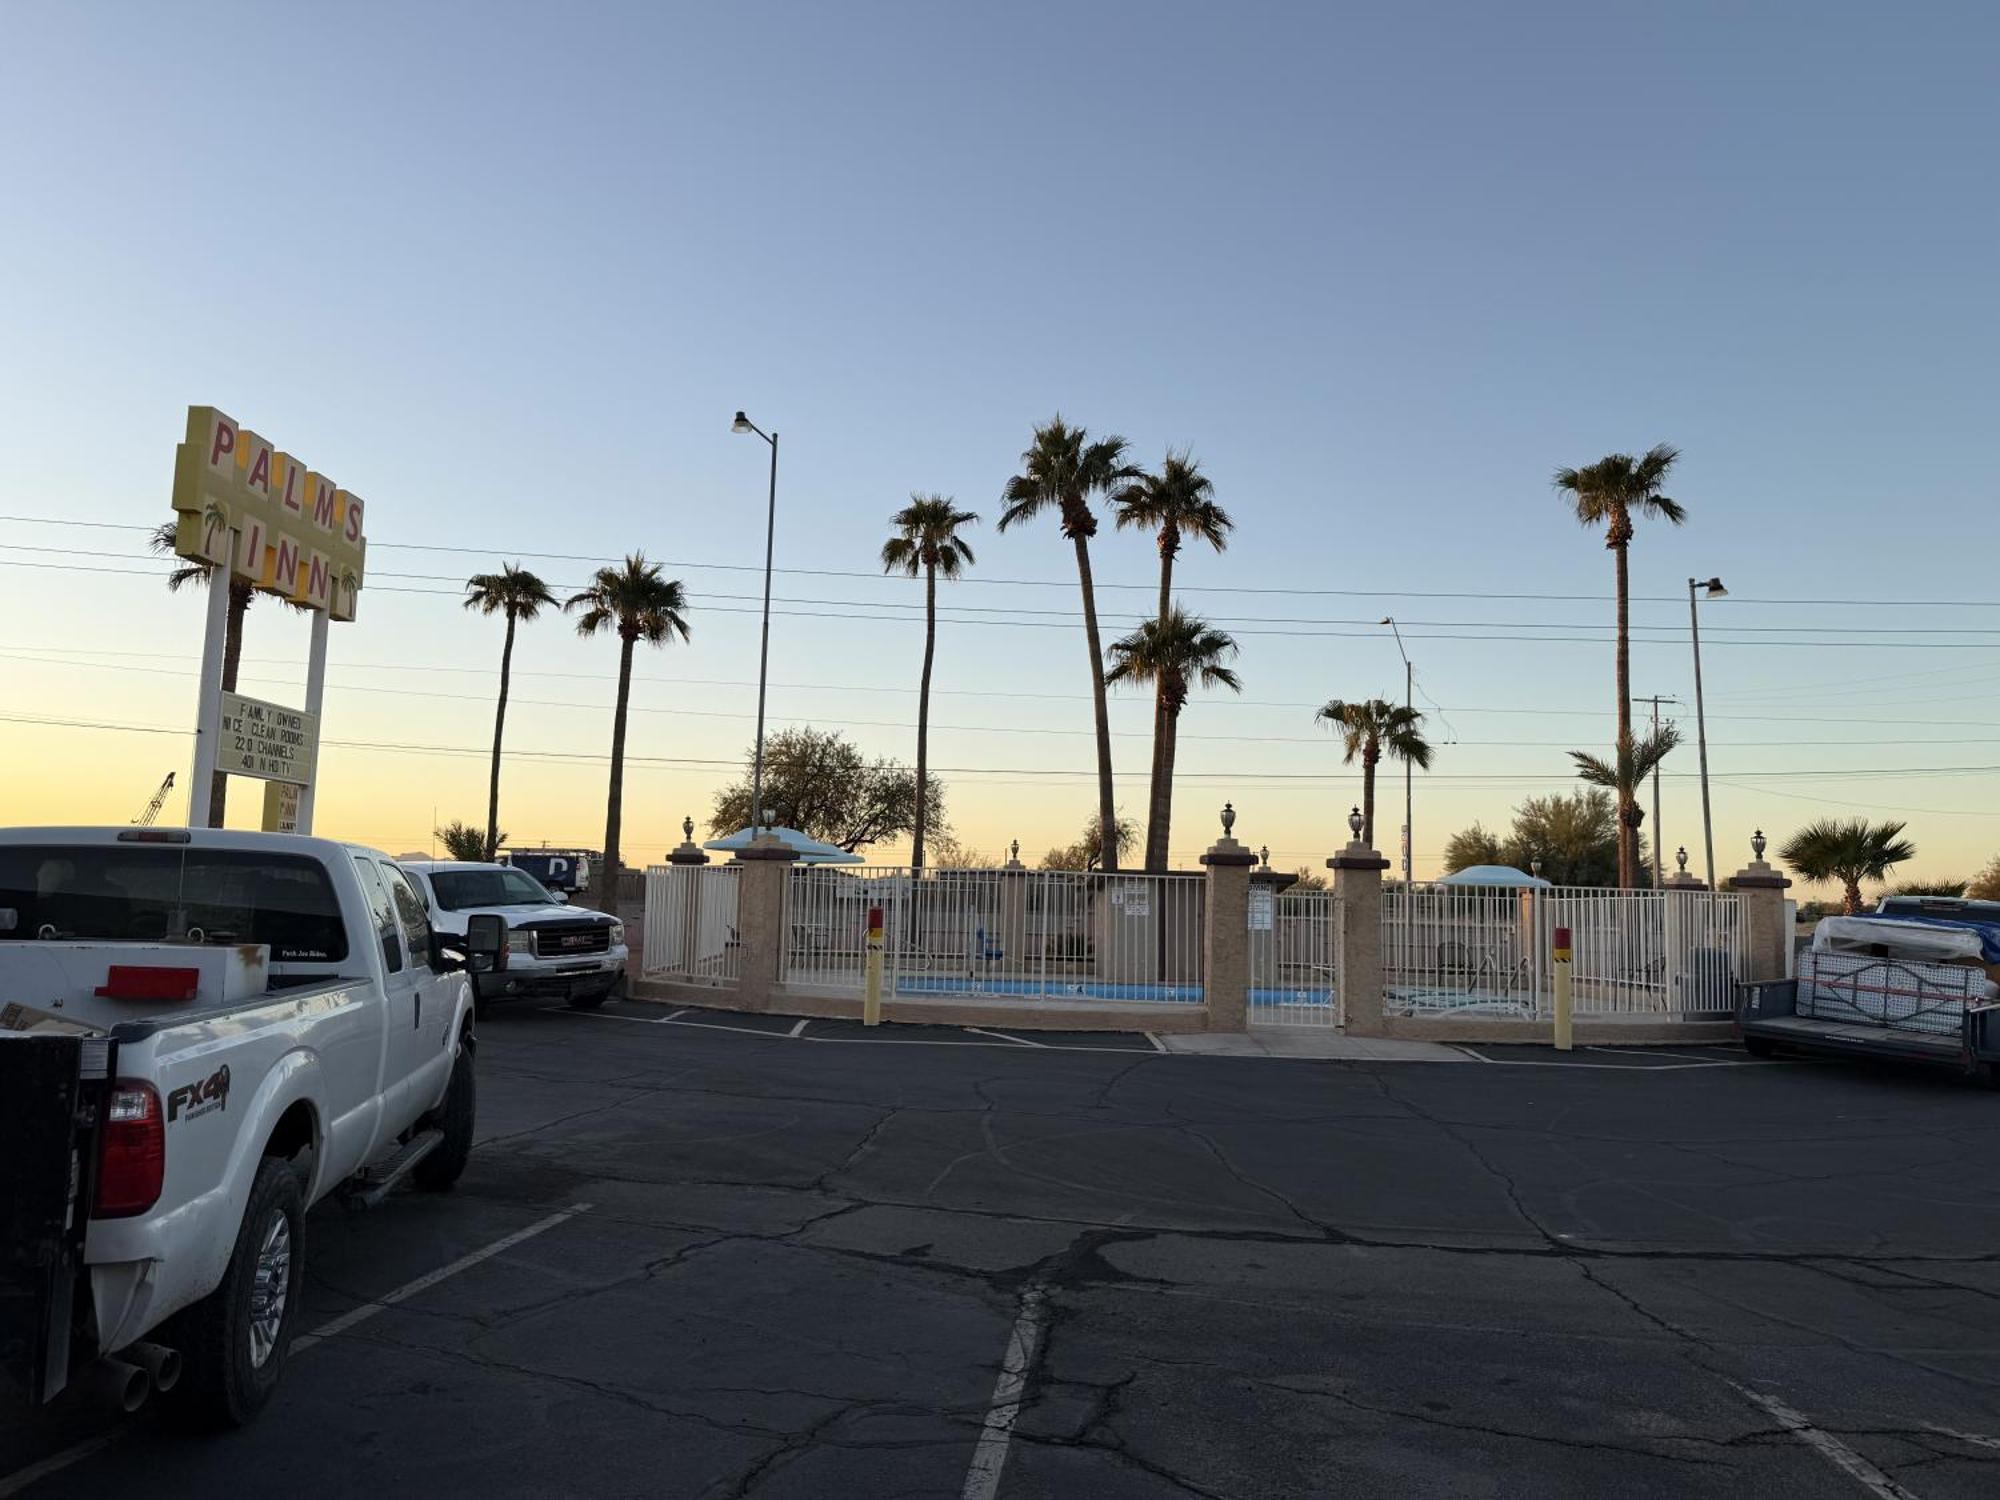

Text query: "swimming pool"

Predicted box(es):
[887, 975, 1337, 1008]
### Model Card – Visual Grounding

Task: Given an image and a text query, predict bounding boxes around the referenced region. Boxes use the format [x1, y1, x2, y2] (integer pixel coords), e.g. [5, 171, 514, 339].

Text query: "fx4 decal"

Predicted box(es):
[168, 1063, 231, 1123]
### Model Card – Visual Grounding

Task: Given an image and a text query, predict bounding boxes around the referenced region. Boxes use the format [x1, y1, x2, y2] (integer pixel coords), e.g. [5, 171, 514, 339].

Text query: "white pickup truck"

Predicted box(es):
[0, 827, 506, 1428]
[400, 860, 627, 1010]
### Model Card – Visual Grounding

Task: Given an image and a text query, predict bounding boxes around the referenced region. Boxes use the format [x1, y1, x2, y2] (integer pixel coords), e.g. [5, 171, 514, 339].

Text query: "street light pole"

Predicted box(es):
[1381, 618, 1413, 887]
[1688, 577, 1726, 888]
[734, 411, 779, 834]
[1632, 694, 1680, 890]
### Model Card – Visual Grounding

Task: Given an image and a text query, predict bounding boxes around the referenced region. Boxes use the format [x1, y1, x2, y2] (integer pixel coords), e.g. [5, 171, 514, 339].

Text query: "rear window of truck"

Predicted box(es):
[0, 846, 349, 963]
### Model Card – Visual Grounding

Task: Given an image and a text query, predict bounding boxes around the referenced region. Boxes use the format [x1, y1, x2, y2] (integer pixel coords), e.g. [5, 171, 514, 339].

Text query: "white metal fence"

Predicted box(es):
[1384, 884, 1744, 1019]
[1249, 885, 1341, 1026]
[782, 866, 1205, 1004]
[640, 864, 742, 985]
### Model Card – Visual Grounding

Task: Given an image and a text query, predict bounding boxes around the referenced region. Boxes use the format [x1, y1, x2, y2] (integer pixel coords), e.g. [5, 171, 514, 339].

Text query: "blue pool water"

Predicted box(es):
[889, 975, 1335, 1007]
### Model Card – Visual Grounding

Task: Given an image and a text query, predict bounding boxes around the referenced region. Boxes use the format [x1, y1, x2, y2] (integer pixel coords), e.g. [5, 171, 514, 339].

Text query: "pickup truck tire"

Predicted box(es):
[168, 1156, 304, 1428]
[565, 988, 610, 1011]
[414, 1041, 475, 1191]
[1742, 1035, 1778, 1059]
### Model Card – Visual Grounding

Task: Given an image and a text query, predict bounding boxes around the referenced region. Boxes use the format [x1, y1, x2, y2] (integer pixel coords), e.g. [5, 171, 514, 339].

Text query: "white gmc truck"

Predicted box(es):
[0, 827, 507, 1428]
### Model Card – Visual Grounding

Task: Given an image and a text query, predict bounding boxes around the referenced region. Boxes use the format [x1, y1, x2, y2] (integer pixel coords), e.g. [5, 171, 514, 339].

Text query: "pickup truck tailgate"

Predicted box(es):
[0, 1032, 113, 1405]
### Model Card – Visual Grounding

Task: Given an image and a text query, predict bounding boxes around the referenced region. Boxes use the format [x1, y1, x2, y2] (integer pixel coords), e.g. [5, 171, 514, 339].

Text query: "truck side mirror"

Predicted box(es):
[550, 891, 568, 905]
[464, 913, 508, 973]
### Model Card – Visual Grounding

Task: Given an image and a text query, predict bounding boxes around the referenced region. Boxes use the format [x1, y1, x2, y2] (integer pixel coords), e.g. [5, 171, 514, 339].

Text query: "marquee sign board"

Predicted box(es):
[217, 691, 318, 785]
[170, 406, 367, 620]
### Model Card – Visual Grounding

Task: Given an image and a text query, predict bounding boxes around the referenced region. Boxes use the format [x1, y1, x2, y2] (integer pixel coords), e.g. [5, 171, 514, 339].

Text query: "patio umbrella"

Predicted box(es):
[1438, 864, 1551, 889]
[702, 825, 866, 865]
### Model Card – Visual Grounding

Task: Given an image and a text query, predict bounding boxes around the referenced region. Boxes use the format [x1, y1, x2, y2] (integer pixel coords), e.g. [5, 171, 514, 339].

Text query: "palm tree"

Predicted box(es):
[1000, 417, 1141, 871]
[1553, 445, 1685, 886]
[1316, 698, 1433, 848]
[567, 554, 691, 906]
[149, 521, 283, 826]
[464, 563, 560, 860]
[1569, 724, 1680, 877]
[1112, 452, 1234, 869]
[1780, 818, 1915, 915]
[880, 495, 978, 869]
[1106, 609, 1241, 869]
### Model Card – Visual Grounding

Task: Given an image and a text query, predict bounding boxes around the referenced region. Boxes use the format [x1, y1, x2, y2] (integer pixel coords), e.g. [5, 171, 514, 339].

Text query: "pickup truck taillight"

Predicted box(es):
[96, 1081, 165, 1218]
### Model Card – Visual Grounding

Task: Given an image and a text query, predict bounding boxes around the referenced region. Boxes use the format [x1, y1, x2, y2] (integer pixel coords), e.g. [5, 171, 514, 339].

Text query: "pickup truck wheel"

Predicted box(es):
[1742, 1035, 1778, 1059]
[167, 1156, 304, 1428]
[414, 1040, 475, 1191]
[566, 987, 610, 1011]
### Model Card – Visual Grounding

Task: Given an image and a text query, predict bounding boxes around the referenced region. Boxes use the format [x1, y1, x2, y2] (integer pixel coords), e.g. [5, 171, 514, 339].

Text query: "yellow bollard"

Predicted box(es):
[1552, 924, 1573, 1052]
[863, 904, 885, 1026]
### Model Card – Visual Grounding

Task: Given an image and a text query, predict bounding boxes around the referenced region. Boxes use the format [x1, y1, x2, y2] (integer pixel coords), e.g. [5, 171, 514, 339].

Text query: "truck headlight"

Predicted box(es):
[609, 922, 625, 946]
[507, 930, 533, 955]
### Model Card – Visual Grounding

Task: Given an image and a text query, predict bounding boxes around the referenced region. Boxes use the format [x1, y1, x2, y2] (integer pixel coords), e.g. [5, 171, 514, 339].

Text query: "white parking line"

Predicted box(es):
[552, 1007, 1164, 1054]
[787, 1018, 810, 1037]
[1729, 1383, 1920, 1500]
[961, 1283, 1049, 1500]
[0, 1204, 591, 1498]
[964, 1027, 1045, 1047]
[295, 1201, 590, 1351]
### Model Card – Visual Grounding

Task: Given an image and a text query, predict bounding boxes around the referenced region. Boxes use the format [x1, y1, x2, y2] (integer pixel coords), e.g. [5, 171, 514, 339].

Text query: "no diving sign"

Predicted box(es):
[217, 690, 318, 784]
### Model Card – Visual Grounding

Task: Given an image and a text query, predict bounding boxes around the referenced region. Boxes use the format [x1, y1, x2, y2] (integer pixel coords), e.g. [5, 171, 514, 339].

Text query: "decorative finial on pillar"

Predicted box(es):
[1676, 845, 1689, 874]
[1259, 845, 1269, 869]
[1221, 802, 1236, 836]
[1530, 859, 1542, 879]
[1010, 838, 1020, 863]
[1348, 806, 1364, 839]
[1751, 829, 1767, 861]
[682, 815, 695, 842]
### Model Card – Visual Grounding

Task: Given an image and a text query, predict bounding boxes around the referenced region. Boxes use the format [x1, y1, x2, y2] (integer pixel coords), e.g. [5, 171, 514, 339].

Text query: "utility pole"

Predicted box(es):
[1632, 694, 1680, 889]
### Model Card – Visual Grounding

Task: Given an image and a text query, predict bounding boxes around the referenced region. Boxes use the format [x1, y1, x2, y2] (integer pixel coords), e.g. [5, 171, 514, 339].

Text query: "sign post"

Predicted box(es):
[863, 905, 885, 1027]
[170, 407, 367, 833]
[1552, 925, 1573, 1052]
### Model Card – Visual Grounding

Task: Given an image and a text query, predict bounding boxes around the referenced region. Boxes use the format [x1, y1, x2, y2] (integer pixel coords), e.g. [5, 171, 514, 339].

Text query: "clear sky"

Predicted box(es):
[2, 1, 1996, 893]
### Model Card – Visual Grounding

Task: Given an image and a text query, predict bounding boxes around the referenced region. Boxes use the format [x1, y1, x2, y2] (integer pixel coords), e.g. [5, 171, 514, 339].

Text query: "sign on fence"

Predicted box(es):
[1249, 886, 1274, 931]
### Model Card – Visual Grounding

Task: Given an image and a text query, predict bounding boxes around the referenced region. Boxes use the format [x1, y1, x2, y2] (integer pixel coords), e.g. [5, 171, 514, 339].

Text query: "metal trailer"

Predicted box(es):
[1736, 948, 2000, 1081]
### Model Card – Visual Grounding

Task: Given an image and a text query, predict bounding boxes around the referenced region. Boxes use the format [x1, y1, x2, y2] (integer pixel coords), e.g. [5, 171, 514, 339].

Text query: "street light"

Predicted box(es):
[1380, 618, 1414, 887]
[734, 411, 779, 834]
[1688, 577, 1726, 888]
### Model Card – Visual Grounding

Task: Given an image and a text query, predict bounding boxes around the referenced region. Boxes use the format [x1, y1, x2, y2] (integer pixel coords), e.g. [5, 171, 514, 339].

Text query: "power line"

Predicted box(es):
[5, 514, 1997, 609]
[6, 551, 2000, 650]
[6, 647, 1998, 751]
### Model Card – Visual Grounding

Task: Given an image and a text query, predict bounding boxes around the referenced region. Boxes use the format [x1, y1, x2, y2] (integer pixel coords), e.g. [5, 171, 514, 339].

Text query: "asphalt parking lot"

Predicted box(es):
[7, 1002, 2000, 1498]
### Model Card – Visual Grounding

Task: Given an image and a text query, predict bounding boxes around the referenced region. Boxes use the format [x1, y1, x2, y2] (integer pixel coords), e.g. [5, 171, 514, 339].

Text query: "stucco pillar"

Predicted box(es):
[732, 833, 800, 1010]
[1331, 836, 1391, 1036]
[1200, 823, 1256, 1032]
[999, 846, 1029, 975]
[1725, 831, 1792, 983]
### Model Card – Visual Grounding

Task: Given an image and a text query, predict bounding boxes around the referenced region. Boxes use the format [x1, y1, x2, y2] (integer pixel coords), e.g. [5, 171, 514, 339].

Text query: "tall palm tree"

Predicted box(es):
[149, 522, 291, 827]
[880, 495, 979, 869]
[1780, 818, 1915, 915]
[1000, 417, 1141, 870]
[566, 554, 691, 906]
[1112, 452, 1234, 869]
[1106, 609, 1241, 869]
[1553, 444, 1685, 886]
[464, 563, 560, 860]
[1316, 698, 1433, 849]
[1569, 724, 1680, 877]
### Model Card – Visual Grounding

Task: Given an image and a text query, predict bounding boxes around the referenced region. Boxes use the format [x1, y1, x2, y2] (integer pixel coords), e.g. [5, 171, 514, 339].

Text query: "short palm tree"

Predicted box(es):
[567, 555, 691, 905]
[1554, 444, 1685, 886]
[1780, 818, 1916, 915]
[881, 496, 978, 869]
[1000, 417, 1141, 871]
[465, 563, 560, 860]
[1106, 609, 1241, 869]
[1316, 699, 1433, 849]
[150, 521, 297, 826]
[1112, 452, 1233, 867]
[1569, 724, 1681, 878]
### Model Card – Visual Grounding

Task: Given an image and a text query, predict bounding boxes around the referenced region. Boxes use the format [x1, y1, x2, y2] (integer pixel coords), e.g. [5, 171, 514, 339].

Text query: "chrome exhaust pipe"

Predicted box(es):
[126, 1341, 182, 1394]
[92, 1356, 150, 1413]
